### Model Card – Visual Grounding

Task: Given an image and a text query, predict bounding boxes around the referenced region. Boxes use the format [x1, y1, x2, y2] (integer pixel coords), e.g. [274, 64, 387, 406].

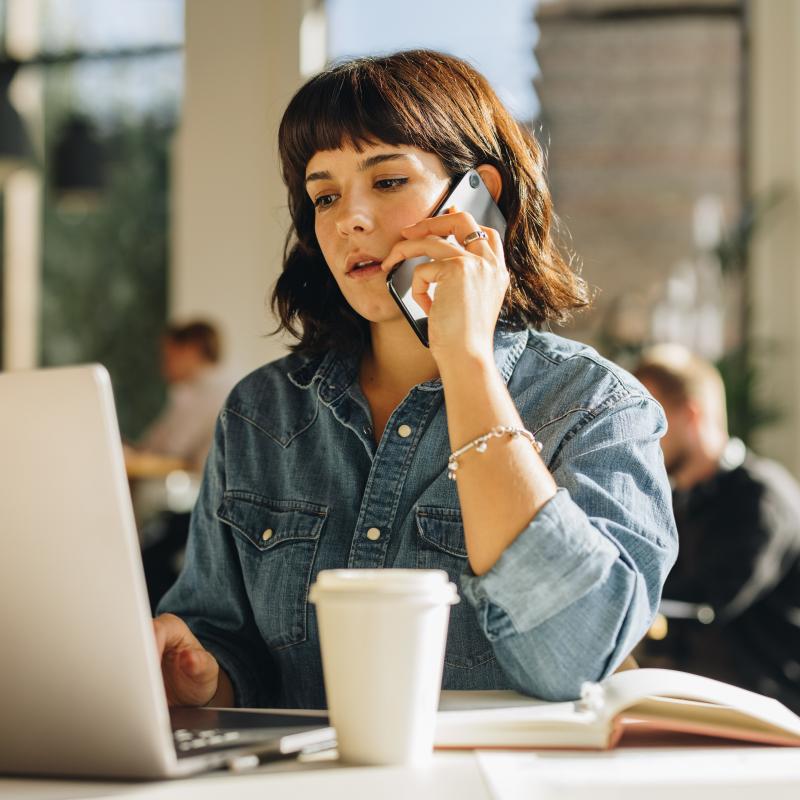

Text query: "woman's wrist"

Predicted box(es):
[435, 344, 496, 386]
[207, 667, 235, 708]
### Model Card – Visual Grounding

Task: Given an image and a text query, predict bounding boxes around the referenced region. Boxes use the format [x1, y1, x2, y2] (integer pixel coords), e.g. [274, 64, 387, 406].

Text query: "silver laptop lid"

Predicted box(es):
[0, 364, 176, 778]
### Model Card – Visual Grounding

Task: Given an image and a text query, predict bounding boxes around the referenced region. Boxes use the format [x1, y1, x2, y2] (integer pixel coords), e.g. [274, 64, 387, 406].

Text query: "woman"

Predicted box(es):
[155, 50, 677, 709]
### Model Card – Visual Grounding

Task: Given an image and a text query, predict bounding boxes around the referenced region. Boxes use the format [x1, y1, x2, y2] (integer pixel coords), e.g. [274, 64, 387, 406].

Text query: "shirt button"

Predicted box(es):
[366, 527, 381, 541]
[397, 424, 412, 438]
[261, 528, 274, 541]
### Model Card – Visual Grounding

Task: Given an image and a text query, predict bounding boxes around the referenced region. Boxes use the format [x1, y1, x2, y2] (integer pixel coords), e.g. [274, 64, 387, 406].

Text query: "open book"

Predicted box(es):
[435, 669, 800, 750]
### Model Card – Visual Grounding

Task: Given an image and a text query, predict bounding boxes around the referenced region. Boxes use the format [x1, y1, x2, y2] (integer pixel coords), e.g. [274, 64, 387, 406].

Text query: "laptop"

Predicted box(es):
[0, 364, 335, 779]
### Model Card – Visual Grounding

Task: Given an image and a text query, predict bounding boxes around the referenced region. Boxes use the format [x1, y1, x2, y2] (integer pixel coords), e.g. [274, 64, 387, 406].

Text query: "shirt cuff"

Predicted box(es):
[196, 634, 265, 709]
[460, 488, 619, 639]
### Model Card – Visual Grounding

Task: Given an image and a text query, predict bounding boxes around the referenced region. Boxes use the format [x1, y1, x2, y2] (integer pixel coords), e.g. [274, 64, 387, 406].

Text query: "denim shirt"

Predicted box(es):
[159, 327, 677, 708]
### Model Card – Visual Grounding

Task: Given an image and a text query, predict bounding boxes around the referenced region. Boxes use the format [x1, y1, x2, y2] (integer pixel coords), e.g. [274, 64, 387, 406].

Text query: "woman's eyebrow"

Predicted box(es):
[305, 153, 412, 184]
[305, 171, 330, 185]
[359, 153, 412, 171]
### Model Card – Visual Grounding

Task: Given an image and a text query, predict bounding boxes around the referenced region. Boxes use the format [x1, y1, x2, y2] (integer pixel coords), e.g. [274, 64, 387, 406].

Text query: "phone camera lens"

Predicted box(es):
[469, 173, 480, 189]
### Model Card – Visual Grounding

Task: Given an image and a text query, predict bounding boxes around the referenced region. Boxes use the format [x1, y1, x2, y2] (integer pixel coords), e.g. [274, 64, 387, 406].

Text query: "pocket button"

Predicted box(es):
[261, 528, 274, 541]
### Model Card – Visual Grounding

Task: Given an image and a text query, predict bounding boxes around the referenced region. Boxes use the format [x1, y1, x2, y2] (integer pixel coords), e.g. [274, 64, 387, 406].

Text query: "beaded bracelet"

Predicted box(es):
[447, 425, 543, 481]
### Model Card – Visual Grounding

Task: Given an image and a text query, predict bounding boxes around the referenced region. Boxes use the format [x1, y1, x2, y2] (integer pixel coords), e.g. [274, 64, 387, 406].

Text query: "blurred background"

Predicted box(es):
[1, 0, 796, 466]
[2, 0, 800, 685]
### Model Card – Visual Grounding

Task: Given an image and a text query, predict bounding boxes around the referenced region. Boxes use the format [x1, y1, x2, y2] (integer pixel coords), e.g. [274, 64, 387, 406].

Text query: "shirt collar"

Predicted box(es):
[287, 325, 530, 400]
[287, 349, 354, 404]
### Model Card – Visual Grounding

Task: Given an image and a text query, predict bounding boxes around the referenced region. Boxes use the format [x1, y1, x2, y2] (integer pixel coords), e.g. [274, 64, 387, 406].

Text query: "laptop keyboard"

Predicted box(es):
[173, 727, 246, 754]
[169, 707, 333, 760]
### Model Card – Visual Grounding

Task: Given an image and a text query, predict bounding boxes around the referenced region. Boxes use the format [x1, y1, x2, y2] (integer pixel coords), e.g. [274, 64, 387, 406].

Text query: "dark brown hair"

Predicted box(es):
[273, 49, 590, 354]
[165, 320, 221, 363]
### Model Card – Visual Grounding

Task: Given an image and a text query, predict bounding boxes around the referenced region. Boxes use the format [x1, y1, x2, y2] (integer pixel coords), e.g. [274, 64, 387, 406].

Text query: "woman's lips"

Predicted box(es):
[346, 263, 383, 280]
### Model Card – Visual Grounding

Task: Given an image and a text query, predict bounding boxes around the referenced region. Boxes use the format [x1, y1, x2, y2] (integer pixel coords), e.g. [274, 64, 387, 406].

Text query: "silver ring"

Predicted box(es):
[461, 229, 488, 248]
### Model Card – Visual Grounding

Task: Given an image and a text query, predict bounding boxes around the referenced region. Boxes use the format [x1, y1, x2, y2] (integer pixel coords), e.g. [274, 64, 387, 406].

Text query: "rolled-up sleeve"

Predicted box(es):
[460, 394, 677, 700]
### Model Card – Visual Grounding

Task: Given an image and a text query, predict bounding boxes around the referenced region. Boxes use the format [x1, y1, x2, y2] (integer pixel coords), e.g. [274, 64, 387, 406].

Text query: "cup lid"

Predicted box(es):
[309, 569, 459, 604]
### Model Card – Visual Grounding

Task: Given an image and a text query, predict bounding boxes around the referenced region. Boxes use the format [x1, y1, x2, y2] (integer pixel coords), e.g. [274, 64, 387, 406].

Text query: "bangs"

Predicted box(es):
[279, 58, 456, 183]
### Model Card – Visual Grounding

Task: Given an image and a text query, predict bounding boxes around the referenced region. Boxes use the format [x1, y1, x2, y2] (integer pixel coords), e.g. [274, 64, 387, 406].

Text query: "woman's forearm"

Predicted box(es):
[439, 352, 557, 575]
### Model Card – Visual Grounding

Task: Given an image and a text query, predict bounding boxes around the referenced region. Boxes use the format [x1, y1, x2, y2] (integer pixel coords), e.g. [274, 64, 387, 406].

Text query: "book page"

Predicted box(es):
[600, 669, 800, 742]
[435, 700, 604, 749]
[623, 697, 800, 745]
[438, 690, 548, 712]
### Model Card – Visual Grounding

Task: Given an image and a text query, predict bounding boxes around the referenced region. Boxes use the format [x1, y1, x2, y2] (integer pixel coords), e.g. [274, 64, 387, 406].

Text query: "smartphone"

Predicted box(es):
[386, 169, 507, 347]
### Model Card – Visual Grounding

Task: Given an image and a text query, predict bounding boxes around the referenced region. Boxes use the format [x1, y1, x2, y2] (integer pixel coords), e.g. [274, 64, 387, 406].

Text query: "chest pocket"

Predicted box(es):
[415, 506, 495, 669]
[217, 492, 327, 650]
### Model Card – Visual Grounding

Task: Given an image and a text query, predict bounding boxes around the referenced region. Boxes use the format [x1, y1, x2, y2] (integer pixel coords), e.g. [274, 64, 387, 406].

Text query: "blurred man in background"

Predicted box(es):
[634, 344, 800, 712]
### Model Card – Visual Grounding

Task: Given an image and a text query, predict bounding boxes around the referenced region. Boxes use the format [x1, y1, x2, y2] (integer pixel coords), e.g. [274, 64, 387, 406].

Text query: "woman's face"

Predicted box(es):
[305, 142, 452, 324]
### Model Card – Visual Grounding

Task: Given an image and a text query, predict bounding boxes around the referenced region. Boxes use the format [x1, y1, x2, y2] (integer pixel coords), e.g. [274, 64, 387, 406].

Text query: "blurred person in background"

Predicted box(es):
[126, 319, 233, 611]
[634, 344, 800, 712]
[128, 320, 231, 474]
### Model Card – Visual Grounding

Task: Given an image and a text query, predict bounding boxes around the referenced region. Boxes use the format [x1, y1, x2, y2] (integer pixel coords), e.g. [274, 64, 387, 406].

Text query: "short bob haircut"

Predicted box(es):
[273, 49, 590, 355]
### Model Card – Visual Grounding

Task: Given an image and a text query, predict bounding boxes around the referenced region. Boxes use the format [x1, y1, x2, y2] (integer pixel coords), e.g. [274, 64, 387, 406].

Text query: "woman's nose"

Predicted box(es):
[335, 196, 374, 236]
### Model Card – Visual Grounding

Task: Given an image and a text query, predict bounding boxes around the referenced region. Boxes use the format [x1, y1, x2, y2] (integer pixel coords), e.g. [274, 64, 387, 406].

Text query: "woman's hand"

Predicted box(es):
[153, 613, 230, 707]
[381, 208, 508, 366]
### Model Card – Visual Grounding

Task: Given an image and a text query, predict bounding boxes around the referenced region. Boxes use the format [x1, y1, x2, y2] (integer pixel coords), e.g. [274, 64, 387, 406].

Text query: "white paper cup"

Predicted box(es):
[309, 569, 459, 766]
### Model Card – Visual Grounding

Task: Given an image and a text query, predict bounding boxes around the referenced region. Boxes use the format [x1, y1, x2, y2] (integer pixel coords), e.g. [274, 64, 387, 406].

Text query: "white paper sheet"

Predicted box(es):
[476, 748, 800, 800]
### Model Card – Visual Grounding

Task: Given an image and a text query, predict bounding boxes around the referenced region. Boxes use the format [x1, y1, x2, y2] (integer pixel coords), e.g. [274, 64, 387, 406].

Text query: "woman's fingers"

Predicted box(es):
[153, 614, 219, 706]
[382, 232, 500, 275]
[406, 257, 463, 314]
[153, 613, 199, 656]
[402, 211, 502, 258]
[381, 208, 508, 360]
[381, 235, 464, 274]
[163, 645, 219, 706]
[382, 210, 504, 276]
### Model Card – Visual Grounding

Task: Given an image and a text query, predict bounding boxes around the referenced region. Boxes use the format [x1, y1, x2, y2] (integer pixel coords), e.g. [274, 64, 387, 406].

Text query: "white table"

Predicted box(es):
[2, 746, 800, 800]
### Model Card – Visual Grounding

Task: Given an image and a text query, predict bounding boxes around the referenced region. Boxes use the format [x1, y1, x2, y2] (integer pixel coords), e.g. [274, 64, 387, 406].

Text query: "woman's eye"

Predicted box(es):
[313, 193, 337, 209]
[375, 177, 408, 190]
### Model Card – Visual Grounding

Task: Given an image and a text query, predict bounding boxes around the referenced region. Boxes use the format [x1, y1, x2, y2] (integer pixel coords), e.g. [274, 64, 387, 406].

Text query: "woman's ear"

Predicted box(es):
[475, 164, 503, 203]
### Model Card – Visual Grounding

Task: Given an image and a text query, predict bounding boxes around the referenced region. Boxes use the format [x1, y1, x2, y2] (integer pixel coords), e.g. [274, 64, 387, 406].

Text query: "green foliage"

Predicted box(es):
[40, 120, 171, 438]
[712, 188, 785, 443]
[714, 188, 785, 277]
[716, 344, 781, 444]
